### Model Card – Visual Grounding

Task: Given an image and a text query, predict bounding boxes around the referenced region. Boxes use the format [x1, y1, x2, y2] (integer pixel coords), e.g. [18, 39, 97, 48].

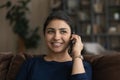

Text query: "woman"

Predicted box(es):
[16, 10, 92, 80]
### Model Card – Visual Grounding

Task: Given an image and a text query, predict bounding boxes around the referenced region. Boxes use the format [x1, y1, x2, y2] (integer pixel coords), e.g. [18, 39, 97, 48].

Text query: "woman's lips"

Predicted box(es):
[52, 42, 62, 47]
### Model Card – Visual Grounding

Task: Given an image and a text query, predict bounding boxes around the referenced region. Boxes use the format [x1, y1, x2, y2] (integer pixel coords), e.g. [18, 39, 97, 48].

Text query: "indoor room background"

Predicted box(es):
[0, 0, 120, 55]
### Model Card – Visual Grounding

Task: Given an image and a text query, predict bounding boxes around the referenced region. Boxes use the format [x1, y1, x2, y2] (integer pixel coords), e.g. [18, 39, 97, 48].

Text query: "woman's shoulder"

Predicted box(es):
[83, 60, 92, 72]
[24, 55, 44, 65]
[83, 60, 92, 79]
[83, 60, 91, 67]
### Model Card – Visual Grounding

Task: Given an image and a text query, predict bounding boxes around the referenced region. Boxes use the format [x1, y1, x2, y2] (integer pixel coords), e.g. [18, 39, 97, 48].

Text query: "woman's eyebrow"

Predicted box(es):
[47, 28, 54, 30]
[59, 28, 68, 30]
[47, 28, 68, 30]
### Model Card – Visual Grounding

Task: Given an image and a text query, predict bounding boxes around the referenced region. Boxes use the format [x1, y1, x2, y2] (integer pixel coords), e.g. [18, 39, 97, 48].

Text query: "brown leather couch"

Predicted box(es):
[0, 52, 120, 80]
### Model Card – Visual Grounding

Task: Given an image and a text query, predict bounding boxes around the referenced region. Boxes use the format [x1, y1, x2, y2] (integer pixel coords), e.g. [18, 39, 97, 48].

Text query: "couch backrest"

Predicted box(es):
[5, 52, 33, 80]
[0, 52, 14, 80]
[1, 52, 120, 80]
[84, 53, 120, 80]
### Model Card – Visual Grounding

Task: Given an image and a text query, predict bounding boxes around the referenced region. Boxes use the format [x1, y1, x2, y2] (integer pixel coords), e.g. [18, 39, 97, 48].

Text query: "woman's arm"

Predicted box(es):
[70, 34, 85, 74]
[16, 58, 33, 80]
[72, 56, 85, 74]
[16, 60, 28, 80]
[70, 61, 92, 80]
[70, 34, 92, 80]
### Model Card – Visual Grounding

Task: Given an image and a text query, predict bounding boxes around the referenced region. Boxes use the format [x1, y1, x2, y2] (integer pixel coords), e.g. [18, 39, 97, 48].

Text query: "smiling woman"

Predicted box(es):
[16, 10, 92, 80]
[44, 19, 71, 54]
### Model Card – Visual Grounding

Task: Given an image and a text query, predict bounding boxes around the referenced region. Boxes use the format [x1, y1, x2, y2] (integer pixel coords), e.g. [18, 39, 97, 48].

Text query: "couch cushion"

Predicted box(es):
[0, 52, 13, 80]
[84, 53, 120, 80]
[6, 52, 33, 80]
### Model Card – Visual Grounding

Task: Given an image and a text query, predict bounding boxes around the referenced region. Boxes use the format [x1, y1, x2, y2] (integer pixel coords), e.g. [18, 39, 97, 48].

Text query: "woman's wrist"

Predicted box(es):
[72, 55, 84, 60]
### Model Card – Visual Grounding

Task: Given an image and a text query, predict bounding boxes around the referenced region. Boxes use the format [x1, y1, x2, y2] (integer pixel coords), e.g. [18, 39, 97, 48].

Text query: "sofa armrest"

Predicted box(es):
[84, 53, 120, 80]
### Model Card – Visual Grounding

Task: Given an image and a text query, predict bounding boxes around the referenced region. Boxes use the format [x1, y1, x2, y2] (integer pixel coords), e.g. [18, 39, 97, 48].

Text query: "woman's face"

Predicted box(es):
[45, 19, 71, 53]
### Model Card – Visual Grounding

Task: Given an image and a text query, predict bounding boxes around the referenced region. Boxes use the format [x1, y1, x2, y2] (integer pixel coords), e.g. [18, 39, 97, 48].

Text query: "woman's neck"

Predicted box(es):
[44, 52, 72, 62]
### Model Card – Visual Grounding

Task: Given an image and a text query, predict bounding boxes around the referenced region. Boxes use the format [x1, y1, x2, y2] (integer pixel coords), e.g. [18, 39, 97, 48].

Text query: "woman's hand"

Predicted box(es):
[71, 34, 83, 57]
[71, 34, 85, 75]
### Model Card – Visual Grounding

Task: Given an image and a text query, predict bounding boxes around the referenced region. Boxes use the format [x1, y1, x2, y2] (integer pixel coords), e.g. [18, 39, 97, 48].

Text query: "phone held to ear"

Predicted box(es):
[68, 39, 76, 55]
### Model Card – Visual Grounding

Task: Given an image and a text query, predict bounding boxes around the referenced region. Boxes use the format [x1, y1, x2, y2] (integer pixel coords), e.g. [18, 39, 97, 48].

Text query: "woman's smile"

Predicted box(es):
[45, 19, 71, 53]
[51, 42, 63, 47]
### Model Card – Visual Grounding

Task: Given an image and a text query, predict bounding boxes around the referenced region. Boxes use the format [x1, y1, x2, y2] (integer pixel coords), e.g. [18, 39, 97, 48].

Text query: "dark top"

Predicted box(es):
[16, 56, 92, 80]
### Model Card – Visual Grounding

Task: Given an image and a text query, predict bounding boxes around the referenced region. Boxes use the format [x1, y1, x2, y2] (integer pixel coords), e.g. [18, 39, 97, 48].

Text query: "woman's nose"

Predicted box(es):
[54, 32, 61, 40]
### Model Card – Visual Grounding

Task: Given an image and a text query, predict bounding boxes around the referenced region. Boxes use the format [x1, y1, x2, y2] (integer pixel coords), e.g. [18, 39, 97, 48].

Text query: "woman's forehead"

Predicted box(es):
[46, 19, 71, 29]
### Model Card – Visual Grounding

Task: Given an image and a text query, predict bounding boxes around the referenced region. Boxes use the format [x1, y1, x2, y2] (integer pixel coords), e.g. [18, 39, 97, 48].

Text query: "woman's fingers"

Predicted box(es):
[70, 34, 83, 56]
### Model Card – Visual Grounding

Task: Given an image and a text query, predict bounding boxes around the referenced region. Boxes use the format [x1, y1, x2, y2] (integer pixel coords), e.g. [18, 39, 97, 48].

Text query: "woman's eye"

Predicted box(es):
[47, 31, 54, 34]
[61, 31, 67, 34]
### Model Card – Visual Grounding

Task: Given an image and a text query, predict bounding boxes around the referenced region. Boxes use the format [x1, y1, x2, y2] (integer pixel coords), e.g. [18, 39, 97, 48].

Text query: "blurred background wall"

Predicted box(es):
[0, 0, 50, 54]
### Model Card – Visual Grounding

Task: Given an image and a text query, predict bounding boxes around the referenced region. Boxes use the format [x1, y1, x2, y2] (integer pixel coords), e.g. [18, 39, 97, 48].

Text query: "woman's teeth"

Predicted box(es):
[52, 42, 61, 46]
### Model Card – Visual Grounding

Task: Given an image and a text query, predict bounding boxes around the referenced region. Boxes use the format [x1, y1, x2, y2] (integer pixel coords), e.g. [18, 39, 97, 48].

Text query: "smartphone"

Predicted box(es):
[68, 39, 76, 55]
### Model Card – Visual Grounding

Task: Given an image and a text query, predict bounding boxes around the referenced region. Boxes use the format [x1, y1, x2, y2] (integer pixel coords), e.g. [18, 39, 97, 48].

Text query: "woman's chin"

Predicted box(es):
[52, 50, 62, 53]
[48, 46, 67, 53]
[50, 49, 65, 53]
